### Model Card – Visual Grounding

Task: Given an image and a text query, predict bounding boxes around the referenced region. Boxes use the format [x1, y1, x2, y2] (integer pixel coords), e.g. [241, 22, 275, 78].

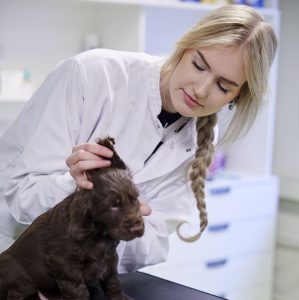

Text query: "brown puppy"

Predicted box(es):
[0, 137, 144, 300]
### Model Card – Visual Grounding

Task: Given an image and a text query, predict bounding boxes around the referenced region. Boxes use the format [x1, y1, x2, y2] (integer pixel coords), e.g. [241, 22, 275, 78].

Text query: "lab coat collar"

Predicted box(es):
[133, 118, 197, 184]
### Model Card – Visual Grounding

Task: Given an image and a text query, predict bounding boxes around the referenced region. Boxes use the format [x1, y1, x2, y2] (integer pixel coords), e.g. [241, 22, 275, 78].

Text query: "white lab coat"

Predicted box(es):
[0, 49, 198, 272]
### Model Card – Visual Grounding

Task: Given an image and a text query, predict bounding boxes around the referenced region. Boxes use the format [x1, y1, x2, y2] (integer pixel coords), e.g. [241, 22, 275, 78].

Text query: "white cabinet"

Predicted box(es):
[141, 176, 279, 300]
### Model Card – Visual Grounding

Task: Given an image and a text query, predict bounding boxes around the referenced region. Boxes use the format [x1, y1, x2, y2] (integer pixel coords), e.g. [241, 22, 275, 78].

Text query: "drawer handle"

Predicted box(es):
[208, 223, 230, 232]
[209, 187, 231, 195]
[206, 259, 228, 268]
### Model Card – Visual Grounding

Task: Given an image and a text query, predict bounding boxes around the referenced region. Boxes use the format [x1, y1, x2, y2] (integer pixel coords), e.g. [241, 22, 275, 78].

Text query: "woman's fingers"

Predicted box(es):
[66, 143, 113, 189]
[75, 173, 94, 190]
[69, 160, 111, 190]
[66, 144, 113, 167]
[68, 156, 111, 175]
[72, 143, 113, 157]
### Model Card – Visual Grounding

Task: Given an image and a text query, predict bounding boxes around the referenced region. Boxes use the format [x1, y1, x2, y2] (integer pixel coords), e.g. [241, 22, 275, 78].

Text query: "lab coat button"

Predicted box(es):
[186, 148, 191, 152]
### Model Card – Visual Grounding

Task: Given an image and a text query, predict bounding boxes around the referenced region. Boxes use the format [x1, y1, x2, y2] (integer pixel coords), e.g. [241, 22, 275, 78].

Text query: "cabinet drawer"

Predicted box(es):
[141, 252, 273, 294]
[205, 176, 278, 222]
[169, 218, 276, 261]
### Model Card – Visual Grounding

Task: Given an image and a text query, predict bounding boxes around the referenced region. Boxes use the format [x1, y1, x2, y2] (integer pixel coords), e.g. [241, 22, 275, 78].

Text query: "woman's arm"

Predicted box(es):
[2, 58, 86, 224]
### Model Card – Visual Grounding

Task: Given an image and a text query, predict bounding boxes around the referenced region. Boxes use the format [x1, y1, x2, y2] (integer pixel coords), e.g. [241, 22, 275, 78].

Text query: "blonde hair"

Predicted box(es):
[161, 5, 277, 242]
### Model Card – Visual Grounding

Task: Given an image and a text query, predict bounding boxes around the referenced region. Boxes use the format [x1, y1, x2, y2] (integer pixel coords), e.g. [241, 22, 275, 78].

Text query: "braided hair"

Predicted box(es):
[177, 114, 217, 242]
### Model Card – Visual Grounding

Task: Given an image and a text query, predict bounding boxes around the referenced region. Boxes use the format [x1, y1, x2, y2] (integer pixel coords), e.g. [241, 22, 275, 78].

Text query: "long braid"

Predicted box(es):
[177, 113, 217, 242]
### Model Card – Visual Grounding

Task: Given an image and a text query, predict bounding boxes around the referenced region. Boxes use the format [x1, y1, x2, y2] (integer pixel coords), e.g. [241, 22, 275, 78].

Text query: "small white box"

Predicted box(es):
[0, 68, 33, 100]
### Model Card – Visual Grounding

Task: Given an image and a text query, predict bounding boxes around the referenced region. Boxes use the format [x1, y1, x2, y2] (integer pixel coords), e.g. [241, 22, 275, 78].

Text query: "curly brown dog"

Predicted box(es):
[0, 137, 144, 300]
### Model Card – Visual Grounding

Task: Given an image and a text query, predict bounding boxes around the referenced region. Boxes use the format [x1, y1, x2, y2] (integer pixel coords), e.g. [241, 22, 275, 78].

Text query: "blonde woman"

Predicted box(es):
[0, 3, 276, 283]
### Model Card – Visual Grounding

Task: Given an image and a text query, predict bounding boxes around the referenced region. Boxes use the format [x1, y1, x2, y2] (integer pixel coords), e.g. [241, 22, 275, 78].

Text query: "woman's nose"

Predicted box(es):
[193, 76, 213, 100]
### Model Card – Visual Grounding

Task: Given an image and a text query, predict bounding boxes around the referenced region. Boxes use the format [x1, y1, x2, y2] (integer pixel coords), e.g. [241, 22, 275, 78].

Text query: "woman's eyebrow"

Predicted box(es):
[196, 50, 240, 87]
[197, 50, 211, 69]
[219, 76, 239, 87]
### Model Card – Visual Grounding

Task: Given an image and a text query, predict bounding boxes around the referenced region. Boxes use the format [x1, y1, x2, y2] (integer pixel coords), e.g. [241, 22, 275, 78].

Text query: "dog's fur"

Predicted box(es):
[0, 137, 144, 300]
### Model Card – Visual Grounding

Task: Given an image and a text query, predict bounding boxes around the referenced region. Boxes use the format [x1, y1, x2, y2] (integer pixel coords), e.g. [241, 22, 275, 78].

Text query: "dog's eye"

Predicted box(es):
[111, 204, 119, 212]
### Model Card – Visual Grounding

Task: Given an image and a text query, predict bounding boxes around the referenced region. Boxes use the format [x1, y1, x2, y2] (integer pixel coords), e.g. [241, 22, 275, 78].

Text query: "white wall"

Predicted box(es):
[273, 0, 299, 200]
[273, 0, 299, 299]
[0, 0, 103, 89]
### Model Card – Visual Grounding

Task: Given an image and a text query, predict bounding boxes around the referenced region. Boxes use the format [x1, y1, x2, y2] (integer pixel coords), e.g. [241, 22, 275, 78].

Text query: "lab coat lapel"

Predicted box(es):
[133, 120, 196, 184]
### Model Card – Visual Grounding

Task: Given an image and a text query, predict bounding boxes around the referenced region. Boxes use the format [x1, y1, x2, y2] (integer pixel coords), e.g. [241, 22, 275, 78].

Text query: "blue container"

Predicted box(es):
[245, 0, 264, 7]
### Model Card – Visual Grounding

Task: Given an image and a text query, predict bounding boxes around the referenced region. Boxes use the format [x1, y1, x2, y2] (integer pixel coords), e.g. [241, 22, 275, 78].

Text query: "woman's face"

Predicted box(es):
[162, 46, 246, 117]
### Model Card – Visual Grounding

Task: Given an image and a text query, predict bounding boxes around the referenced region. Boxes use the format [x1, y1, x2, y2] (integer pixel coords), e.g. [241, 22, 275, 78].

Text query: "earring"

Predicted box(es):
[228, 97, 238, 111]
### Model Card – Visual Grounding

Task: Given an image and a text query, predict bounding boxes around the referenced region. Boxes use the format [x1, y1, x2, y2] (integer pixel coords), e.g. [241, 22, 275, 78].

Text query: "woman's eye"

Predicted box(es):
[218, 83, 229, 94]
[192, 60, 204, 71]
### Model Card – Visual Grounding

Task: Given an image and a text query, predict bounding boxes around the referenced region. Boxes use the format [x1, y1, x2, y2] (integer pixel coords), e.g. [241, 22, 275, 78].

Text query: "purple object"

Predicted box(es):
[208, 151, 227, 179]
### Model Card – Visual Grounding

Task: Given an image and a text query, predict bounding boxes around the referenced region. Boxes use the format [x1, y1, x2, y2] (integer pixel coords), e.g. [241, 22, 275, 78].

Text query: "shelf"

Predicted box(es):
[83, 0, 210, 10]
[82, 0, 279, 16]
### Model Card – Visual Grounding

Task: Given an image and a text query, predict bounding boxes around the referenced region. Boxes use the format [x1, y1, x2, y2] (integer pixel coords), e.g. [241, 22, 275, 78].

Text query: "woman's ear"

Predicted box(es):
[68, 190, 95, 241]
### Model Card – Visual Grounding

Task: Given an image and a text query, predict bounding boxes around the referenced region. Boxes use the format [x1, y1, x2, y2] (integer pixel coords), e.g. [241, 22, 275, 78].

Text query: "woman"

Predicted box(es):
[0, 4, 277, 273]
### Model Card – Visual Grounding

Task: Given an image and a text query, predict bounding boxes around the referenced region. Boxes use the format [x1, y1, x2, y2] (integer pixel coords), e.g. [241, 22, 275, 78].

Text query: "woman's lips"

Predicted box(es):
[182, 89, 203, 108]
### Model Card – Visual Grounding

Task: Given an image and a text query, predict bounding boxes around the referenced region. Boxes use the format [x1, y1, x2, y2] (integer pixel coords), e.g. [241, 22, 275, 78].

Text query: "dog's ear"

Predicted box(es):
[86, 136, 126, 181]
[96, 136, 126, 170]
[68, 190, 96, 241]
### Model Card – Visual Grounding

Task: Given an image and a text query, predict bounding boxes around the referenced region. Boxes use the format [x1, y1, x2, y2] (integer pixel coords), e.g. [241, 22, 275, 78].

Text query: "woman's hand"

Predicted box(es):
[139, 200, 152, 216]
[66, 143, 113, 190]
